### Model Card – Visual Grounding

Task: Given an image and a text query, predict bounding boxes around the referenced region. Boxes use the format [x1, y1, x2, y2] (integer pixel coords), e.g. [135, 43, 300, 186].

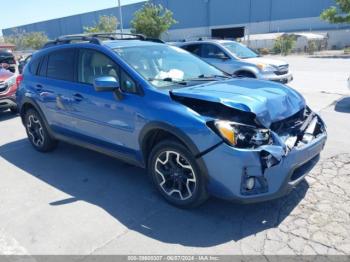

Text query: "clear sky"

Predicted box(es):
[0, 0, 145, 33]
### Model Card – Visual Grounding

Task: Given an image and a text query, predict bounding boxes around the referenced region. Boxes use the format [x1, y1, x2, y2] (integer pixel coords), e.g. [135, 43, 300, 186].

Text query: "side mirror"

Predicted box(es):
[94, 76, 120, 92]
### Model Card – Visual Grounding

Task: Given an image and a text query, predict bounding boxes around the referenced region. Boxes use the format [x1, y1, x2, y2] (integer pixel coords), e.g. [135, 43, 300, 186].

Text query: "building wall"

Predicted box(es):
[153, 0, 339, 30]
[2, 0, 349, 45]
[2, 2, 145, 39]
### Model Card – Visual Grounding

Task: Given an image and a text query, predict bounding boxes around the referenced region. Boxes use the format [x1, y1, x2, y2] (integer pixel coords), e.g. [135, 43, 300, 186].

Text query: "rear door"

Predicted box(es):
[38, 48, 84, 133]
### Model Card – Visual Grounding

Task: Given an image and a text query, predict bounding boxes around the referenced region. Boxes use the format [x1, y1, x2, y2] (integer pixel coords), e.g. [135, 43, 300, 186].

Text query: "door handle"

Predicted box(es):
[73, 93, 84, 102]
[36, 84, 43, 92]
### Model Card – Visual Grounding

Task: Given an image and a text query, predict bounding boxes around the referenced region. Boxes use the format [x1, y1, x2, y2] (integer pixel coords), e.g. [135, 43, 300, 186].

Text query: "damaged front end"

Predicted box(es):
[172, 94, 327, 199]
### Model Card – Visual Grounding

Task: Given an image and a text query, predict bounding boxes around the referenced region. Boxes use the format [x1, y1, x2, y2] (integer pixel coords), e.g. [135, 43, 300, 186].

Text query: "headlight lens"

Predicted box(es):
[4, 76, 16, 87]
[213, 120, 271, 148]
[256, 63, 276, 72]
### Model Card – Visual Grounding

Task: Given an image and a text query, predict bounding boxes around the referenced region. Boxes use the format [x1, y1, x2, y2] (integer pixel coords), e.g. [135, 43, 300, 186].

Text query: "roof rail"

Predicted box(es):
[88, 32, 146, 41]
[42, 35, 101, 49]
[42, 33, 163, 49]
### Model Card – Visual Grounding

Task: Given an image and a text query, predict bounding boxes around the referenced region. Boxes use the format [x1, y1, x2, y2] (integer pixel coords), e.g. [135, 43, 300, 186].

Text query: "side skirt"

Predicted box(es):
[54, 133, 145, 168]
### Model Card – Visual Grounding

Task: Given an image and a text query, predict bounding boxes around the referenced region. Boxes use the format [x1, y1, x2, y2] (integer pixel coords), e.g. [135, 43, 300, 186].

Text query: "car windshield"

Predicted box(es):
[223, 42, 259, 59]
[114, 45, 226, 89]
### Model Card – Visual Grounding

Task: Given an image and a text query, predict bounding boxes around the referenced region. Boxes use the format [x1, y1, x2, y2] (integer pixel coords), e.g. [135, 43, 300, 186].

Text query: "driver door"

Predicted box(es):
[64, 48, 143, 158]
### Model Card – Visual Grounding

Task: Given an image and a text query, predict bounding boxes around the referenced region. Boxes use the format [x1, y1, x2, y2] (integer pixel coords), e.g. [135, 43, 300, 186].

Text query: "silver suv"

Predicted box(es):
[179, 40, 293, 83]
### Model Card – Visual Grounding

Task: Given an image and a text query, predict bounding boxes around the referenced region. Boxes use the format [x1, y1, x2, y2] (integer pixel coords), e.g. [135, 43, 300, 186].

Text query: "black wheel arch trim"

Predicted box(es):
[139, 122, 201, 158]
[139, 121, 215, 182]
[19, 97, 55, 138]
[233, 70, 257, 78]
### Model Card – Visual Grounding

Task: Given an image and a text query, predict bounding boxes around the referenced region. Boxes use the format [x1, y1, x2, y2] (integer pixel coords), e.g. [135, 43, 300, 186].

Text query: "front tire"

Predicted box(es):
[148, 140, 208, 208]
[24, 109, 57, 152]
[10, 107, 18, 114]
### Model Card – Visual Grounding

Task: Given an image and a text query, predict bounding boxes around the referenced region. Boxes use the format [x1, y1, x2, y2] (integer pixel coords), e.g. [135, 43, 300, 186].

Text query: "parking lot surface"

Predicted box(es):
[0, 56, 350, 255]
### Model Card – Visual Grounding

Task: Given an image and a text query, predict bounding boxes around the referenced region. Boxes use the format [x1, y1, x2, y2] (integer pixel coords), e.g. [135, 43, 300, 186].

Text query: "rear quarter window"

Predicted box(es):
[29, 57, 41, 75]
[47, 49, 75, 81]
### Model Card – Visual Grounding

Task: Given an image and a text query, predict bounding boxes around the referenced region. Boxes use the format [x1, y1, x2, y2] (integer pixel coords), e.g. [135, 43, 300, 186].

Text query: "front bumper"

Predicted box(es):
[202, 117, 327, 203]
[258, 71, 293, 84]
[0, 95, 17, 110]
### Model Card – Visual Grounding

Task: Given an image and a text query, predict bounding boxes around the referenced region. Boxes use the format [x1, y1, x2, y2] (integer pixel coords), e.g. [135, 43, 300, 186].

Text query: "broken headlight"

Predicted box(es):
[211, 120, 271, 148]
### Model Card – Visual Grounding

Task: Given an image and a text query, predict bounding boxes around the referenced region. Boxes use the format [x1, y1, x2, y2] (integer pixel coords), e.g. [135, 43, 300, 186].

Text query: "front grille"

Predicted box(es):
[275, 70, 288, 76]
[0, 82, 8, 93]
[274, 64, 289, 76]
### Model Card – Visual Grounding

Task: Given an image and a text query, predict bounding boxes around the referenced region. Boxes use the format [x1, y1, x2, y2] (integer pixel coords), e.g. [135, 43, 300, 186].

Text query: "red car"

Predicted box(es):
[0, 65, 20, 113]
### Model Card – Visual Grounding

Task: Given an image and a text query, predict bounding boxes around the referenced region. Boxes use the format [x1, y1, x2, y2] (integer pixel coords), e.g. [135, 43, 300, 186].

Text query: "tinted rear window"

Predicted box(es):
[47, 49, 75, 81]
[0, 51, 14, 57]
[38, 56, 48, 77]
[0, 52, 15, 64]
[29, 57, 41, 75]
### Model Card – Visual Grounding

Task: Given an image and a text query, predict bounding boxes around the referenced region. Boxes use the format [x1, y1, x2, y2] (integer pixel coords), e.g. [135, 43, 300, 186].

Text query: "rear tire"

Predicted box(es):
[24, 109, 57, 152]
[148, 139, 208, 208]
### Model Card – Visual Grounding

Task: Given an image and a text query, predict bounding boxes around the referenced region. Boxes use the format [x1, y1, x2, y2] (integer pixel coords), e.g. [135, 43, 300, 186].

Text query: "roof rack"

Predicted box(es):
[42, 32, 161, 49]
[88, 32, 146, 41]
[43, 35, 101, 48]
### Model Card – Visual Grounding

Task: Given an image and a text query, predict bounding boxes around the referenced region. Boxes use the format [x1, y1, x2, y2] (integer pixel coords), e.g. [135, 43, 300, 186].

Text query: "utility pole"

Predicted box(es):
[118, 0, 124, 33]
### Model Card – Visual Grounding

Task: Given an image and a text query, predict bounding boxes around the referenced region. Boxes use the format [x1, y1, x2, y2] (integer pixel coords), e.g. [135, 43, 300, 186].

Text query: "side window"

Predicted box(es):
[120, 70, 137, 93]
[29, 57, 41, 75]
[78, 49, 138, 94]
[38, 56, 48, 77]
[47, 49, 75, 81]
[183, 44, 201, 56]
[78, 49, 119, 85]
[202, 44, 228, 59]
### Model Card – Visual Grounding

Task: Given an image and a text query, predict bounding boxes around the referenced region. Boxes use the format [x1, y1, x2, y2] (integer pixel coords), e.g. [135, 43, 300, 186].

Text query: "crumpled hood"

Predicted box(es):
[171, 79, 306, 127]
[243, 57, 288, 67]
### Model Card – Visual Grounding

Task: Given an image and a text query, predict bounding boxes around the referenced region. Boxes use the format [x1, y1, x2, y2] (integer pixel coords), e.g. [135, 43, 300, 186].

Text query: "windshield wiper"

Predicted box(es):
[148, 77, 188, 85]
[185, 74, 232, 81]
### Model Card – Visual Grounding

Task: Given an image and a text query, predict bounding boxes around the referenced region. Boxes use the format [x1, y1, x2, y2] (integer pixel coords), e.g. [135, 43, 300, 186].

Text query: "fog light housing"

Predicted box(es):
[245, 177, 255, 190]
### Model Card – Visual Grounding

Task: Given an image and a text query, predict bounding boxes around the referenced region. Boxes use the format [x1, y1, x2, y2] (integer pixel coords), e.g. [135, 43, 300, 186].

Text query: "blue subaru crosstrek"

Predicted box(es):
[17, 33, 327, 208]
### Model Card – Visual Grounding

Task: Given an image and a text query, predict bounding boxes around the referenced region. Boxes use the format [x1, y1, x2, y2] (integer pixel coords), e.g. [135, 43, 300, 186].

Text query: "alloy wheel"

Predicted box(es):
[154, 150, 197, 201]
[27, 115, 45, 147]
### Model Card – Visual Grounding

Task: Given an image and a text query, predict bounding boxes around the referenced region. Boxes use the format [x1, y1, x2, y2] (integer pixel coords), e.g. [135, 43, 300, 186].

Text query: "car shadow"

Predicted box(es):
[0, 139, 308, 247]
[0, 110, 18, 121]
[335, 97, 350, 113]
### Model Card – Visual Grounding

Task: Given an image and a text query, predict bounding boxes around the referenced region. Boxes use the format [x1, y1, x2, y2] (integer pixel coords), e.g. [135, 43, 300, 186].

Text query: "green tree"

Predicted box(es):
[320, 0, 350, 24]
[273, 34, 297, 56]
[23, 32, 49, 50]
[5, 30, 48, 50]
[307, 40, 318, 55]
[84, 15, 119, 33]
[131, 3, 177, 39]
